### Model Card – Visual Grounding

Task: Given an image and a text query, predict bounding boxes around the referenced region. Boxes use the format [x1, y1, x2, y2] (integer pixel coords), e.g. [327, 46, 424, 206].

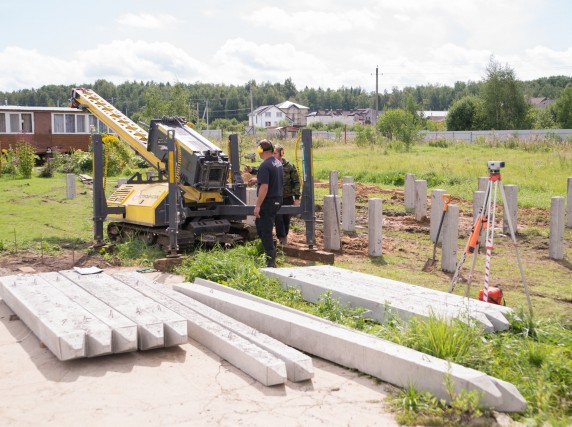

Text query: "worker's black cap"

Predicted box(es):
[258, 139, 274, 152]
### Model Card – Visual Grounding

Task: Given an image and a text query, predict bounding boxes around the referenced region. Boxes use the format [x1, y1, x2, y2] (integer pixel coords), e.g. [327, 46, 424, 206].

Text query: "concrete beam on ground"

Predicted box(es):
[111, 272, 287, 386]
[114, 272, 310, 382]
[174, 283, 526, 412]
[59, 270, 187, 350]
[0, 275, 112, 360]
[42, 272, 138, 353]
[263, 266, 512, 332]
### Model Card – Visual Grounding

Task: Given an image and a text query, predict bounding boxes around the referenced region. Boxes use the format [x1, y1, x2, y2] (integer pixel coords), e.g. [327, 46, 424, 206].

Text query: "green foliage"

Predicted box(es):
[3, 75, 572, 126]
[38, 159, 56, 178]
[377, 109, 422, 150]
[104, 237, 165, 267]
[210, 118, 245, 133]
[553, 84, 572, 128]
[481, 57, 530, 130]
[427, 138, 449, 148]
[392, 374, 484, 426]
[174, 243, 305, 306]
[424, 119, 446, 132]
[308, 121, 325, 130]
[446, 96, 486, 131]
[1, 147, 17, 175]
[15, 141, 36, 179]
[354, 123, 378, 147]
[325, 120, 346, 131]
[387, 314, 487, 365]
[528, 106, 557, 129]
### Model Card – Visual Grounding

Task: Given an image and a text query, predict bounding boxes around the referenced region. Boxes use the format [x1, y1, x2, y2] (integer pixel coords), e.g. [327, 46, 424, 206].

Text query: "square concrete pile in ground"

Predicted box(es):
[263, 266, 513, 332]
[174, 281, 527, 412]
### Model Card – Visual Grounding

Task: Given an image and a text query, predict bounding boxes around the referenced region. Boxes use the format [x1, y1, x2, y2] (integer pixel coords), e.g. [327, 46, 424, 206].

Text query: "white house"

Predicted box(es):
[306, 108, 380, 126]
[248, 101, 309, 128]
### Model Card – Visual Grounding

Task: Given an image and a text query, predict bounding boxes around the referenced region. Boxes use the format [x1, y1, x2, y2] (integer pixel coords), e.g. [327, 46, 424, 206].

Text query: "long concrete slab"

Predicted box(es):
[174, 283, 527, 412]
[0, 275, 112, 360]
[110, 272, 286, 386]
[262, 266, 512, 332]
[59, 270, 187, 350]
[42, 272, 138, 353]
[113, 272, 312, 382]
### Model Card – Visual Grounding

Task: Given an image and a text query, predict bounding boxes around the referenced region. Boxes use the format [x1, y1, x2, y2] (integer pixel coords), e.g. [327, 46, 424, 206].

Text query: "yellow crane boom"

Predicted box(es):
[70, 88, 166, 171]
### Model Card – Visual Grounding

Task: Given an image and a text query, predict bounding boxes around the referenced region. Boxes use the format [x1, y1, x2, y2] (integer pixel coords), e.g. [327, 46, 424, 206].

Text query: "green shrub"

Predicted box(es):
[1, 147, 17, 175]
[428, 138, 449, 148]
[38, 159, 56, 178]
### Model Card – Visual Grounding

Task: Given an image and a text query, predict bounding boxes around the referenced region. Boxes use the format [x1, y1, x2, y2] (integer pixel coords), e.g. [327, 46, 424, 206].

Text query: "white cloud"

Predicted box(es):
[116, 13, 178, 29]
[0, 40, 208, 90]
[0, 47, 78, 90]
[211, 38, 326, 85]
[243, 7, 375, 36]
[77, 39, 208, 83]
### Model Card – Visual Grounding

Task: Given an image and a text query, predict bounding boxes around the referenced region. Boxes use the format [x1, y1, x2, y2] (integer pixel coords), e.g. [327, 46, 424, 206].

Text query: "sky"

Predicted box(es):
[1, 0, 572, 94]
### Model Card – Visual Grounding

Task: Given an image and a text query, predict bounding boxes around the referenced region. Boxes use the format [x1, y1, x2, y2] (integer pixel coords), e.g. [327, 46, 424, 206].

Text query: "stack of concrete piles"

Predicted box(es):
[0, 271, 313, 386]
[262, 265, 513, 332]
[176, 278, 527, 412]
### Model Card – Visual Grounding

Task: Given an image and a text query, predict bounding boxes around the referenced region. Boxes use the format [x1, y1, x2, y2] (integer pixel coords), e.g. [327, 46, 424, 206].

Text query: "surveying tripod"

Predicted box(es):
[449, 161, 533, 316]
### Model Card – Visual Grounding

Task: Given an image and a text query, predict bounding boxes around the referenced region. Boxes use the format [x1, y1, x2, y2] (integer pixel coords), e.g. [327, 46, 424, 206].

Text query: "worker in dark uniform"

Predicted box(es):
[253, 140, 283, 267]
[273, 144, 300, 245]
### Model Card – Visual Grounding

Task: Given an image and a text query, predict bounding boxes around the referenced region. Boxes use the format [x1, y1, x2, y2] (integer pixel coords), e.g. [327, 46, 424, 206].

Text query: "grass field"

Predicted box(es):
[0, 173, 93, 246]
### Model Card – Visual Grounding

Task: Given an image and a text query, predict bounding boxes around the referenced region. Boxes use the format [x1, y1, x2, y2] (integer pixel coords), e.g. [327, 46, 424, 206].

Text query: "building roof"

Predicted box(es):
[0, 106, 82, 113]
[420, 111, 448, 119]
[529, 97, 554, 108]
[248, 105, 282, 116]
[275, 101, 308, 110]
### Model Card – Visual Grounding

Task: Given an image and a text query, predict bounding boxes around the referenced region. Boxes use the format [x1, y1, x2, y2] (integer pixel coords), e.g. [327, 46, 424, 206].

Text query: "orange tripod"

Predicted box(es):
[449, 161, 533, 316]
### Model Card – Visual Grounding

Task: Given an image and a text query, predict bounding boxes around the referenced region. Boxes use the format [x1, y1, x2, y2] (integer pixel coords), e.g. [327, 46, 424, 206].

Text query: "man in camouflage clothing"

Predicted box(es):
[272, 144, 300, 245]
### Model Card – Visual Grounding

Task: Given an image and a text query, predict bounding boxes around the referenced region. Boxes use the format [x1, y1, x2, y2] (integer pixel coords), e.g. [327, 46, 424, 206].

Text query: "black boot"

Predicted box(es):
[266, 249, 277, 268]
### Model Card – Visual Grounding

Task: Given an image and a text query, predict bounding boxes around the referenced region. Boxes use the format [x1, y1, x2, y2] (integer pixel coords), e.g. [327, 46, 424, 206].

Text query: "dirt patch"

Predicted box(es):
[0, 249, 114, 276]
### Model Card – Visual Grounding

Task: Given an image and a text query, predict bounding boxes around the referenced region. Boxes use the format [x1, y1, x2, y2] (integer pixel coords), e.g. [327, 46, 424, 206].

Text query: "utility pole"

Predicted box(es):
[249, 86, 254, 133]
[375, 65, 379, 124]
[206, 99, 209, 130]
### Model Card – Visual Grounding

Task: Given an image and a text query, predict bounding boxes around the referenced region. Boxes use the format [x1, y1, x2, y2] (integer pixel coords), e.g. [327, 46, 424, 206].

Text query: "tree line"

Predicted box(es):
[1, 60, 571, 130]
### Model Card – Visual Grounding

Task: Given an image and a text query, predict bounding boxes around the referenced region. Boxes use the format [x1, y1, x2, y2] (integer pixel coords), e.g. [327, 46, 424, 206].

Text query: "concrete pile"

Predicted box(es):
[0, 268, 527, 412]
[175, 279, 527, 412]
[262, 265, 513, 332]
[0, 270, 313, 386]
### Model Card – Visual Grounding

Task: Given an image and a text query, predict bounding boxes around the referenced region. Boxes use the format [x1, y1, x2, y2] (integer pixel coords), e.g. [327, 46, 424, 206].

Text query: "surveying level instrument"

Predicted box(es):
[449, 161, 533, 316]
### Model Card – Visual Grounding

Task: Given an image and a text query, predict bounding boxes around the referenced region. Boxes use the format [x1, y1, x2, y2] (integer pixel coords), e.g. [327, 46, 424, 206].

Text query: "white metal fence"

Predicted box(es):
[422, 129, 572, 143]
